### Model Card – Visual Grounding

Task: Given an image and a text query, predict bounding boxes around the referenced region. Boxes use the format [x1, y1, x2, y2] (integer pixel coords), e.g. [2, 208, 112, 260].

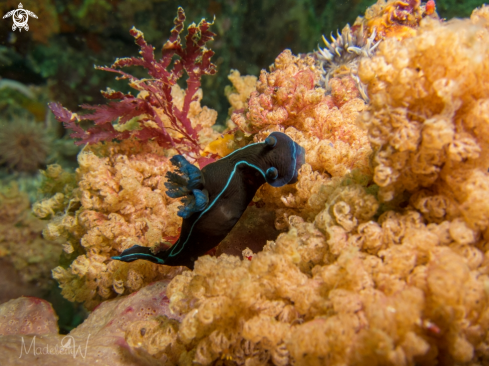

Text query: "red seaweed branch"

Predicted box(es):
[49, 7, 216, 157]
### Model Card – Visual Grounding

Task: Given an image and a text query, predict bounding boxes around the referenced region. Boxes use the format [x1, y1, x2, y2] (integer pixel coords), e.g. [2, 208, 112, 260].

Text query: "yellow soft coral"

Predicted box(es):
[358, 9, 489, 235]
[225, 70, 258, 115]
[162, 200, 489, 365]
[35, 139, 184, 309]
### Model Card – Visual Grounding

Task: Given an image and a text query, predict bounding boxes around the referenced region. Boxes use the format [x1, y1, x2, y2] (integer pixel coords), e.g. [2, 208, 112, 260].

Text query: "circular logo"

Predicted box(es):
[3, 3, 38, 32]
[12, 8, 29, 31]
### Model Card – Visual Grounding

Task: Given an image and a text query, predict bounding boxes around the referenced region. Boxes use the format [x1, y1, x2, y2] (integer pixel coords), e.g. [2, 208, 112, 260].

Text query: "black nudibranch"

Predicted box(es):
[112, 132, 305, 269]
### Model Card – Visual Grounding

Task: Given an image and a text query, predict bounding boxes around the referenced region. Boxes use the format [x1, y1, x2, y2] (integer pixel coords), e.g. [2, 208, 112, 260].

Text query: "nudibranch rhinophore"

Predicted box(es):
[112, 132, 305, 269]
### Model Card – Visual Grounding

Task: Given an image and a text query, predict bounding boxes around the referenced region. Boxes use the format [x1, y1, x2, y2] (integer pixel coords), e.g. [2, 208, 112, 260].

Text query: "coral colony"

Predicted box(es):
[2, 1, 489, 365]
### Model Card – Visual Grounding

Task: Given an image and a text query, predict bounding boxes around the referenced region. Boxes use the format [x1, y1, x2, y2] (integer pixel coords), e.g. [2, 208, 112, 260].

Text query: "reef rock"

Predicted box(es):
[0, 280, 182, 366]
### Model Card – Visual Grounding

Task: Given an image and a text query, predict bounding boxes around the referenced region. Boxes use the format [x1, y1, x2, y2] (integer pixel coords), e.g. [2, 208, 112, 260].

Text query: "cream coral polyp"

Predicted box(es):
[358, 12, 489, 207]
[36, 140, 185, 309]
[166, 207, 489, 365]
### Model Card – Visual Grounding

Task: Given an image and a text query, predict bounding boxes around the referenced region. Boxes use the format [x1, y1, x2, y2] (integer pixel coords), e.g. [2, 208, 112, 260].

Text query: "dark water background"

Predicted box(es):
[0, 0, 484, 124]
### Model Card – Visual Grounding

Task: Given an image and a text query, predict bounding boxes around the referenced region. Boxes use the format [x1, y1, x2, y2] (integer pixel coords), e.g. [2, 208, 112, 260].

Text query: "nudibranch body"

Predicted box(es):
[113, 132, 305, 269]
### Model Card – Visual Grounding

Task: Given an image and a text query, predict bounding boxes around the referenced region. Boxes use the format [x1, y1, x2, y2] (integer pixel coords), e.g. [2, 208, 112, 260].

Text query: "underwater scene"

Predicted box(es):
[1, 0, 489, 364]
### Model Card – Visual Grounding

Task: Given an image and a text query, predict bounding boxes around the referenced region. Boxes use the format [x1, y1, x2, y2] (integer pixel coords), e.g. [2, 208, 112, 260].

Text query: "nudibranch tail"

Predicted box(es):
[164, 155, 209, 218]
[112, 245, 165, 264]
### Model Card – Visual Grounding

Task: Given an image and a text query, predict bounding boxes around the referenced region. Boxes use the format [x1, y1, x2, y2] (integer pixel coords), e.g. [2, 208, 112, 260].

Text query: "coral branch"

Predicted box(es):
[48, 102, 129, 144]
[48, 7, 216, 157]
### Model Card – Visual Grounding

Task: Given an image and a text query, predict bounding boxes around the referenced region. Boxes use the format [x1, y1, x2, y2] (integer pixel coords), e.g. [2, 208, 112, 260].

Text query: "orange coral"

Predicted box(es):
[425, 0, 436, 15]
[202, 133, 235, 158]
[364, 0, 438, 41]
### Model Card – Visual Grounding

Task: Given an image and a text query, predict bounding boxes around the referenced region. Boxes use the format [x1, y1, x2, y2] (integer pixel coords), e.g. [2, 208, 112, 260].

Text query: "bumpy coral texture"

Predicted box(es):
[364, 0, 438, 41]
[125, 9, 489, 366]
[0, 183, 61, 289]
[237, 50, 371, 175]
[162, 194, 489, 365]
[34, 140, 185, 310]
[358, 9, 489, 229]
[225, 69, 258, 116]
[229, 50, 371, 228]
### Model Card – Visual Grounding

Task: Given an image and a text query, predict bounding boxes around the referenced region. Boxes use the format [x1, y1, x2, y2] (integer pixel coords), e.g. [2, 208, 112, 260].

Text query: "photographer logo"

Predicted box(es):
[3, 3, 38, 32]
[19, 335, 91, 359]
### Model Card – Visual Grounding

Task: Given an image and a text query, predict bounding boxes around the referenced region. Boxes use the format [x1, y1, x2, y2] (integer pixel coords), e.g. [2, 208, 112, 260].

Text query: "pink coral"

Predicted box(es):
[232, 50, 371, 179]
[232, 50, 327, 134]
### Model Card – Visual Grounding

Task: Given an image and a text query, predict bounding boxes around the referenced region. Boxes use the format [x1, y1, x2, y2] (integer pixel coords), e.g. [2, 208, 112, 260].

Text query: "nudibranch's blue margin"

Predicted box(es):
[111, 253, 165, 264]
[168, 160, 266, 258]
